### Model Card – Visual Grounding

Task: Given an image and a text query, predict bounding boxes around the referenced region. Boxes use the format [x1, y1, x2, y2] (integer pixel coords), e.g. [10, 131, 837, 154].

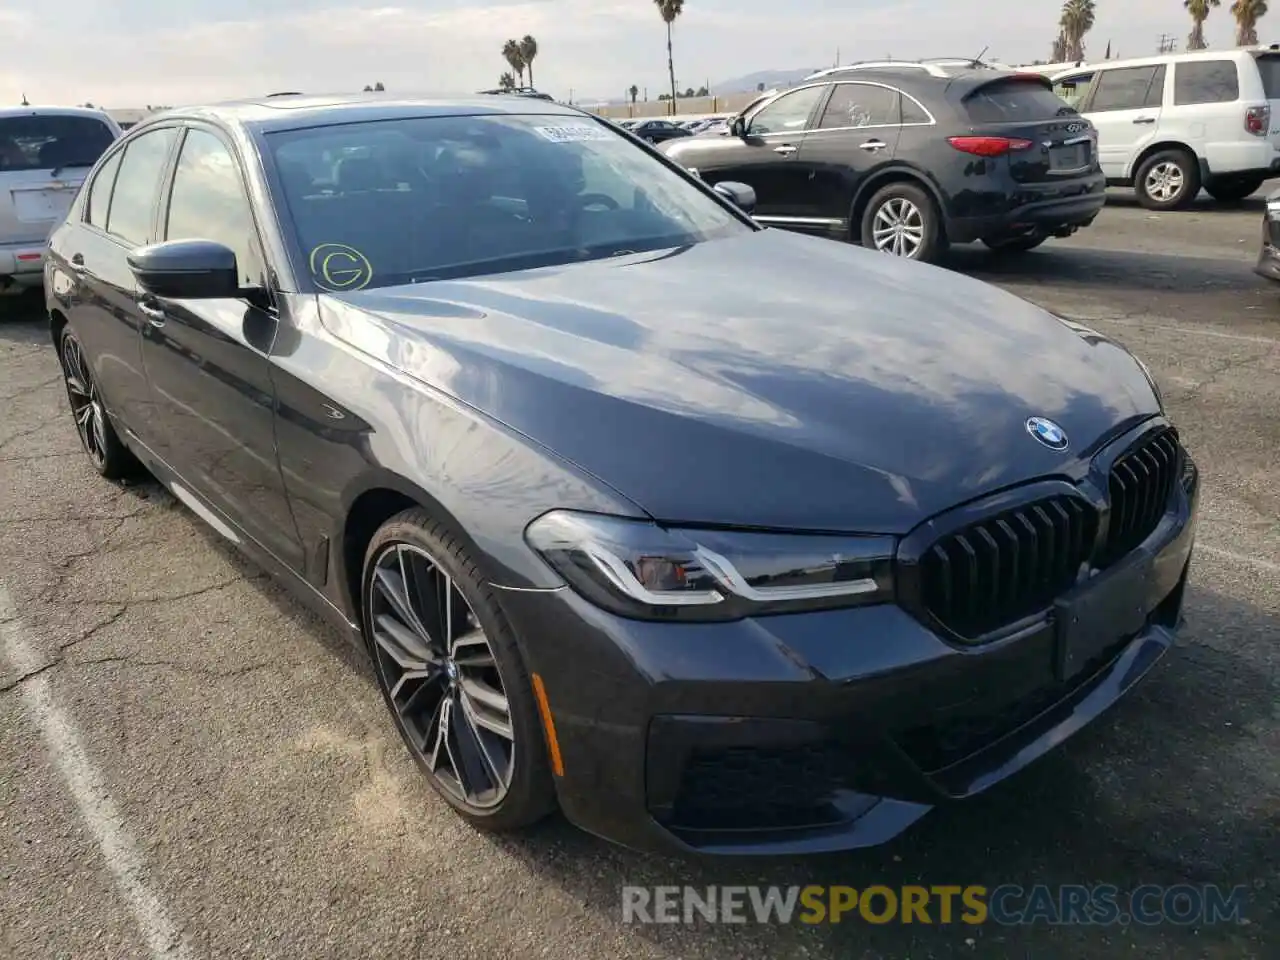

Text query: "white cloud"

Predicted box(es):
[0, 0, 1258, 108]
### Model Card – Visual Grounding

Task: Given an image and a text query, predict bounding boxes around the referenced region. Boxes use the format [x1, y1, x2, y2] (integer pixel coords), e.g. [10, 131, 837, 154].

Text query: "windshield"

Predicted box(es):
[0, 115, 116, 173]
[267, 113, 749, 291]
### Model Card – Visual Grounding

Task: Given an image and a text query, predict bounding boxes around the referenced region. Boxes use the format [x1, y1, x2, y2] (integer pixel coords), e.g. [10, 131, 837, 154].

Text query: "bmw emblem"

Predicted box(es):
[1026, 416, 1069, 451]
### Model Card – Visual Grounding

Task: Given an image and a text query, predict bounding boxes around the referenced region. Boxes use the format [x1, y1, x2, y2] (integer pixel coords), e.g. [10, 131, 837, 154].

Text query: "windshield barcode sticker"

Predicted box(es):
[534, 124, 613, 143]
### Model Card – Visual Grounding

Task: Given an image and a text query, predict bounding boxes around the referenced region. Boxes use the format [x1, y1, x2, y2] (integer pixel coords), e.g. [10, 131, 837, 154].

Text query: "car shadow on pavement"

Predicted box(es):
[0, 291, 49, 343]
[477, 580, 1277, 959]
[1104, 189, 1268, 213]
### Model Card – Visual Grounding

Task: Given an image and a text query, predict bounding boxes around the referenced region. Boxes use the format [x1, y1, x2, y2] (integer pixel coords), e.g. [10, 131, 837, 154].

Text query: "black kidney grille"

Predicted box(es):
[1098, 429, 1181, 568]
[920, 495, 1097, 639]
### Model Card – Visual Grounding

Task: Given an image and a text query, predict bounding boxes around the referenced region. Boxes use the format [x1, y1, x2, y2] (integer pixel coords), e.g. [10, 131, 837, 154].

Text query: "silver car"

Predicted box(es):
[1, 105, 121, 297]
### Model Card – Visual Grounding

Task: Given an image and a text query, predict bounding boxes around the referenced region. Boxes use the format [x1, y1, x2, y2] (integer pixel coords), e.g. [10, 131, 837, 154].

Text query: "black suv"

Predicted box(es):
[661, 62, 1106, 262]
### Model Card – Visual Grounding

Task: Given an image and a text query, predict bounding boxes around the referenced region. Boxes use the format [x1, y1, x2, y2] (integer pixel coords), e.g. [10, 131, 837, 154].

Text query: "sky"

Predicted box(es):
[0, 1, 1263, 108]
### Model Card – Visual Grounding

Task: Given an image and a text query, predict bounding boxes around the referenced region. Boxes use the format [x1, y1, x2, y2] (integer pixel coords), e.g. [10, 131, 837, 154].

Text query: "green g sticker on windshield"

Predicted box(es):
[310, 243, 373, 291]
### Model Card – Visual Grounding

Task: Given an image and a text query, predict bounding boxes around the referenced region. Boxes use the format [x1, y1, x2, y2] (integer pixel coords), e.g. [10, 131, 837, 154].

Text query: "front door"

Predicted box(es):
[698, 84, 830, 220]
[1080, 64, 1166, 180]
[137, 124, 304, 570]
[794, 81, 905, 230]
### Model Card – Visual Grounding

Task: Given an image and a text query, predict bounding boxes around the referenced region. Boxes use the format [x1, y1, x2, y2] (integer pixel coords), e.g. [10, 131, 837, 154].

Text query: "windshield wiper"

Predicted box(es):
[49, 160, 95, 178]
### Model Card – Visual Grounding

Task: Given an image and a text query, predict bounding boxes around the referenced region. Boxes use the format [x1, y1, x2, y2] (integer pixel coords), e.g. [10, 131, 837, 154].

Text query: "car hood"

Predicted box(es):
[320, 229, 1159, 533]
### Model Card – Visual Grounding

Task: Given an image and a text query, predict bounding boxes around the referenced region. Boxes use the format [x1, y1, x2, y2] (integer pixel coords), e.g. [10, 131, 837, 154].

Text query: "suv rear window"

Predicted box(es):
[1255, 54, 1280, 99]
[0, 115, 116, 173]
[964, 79, 1078, 122]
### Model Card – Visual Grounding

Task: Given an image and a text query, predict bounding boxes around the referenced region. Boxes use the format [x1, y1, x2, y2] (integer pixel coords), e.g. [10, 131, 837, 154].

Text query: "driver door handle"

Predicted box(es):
[137, 298, 166, 327]
[773, 144, 798, 156]
[1133, 116, 1156, 124]
[859, 140, 888, 151]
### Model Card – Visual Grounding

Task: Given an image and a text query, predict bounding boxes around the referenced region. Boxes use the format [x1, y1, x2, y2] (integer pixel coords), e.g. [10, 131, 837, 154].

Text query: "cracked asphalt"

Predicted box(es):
[1, 191, 1277, 959]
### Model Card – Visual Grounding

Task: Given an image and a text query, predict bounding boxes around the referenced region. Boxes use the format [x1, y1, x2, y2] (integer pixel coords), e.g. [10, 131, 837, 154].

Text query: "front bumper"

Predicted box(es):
[501, 439, 1199, 856]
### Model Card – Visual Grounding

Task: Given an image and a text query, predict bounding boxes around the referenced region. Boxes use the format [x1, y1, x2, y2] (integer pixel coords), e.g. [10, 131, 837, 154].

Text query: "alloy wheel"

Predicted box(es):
[60, 334, 107, 470]
[1144, 161, 1185, 203]
[367, 542, 515, 809]
[871, 197, 926, 258]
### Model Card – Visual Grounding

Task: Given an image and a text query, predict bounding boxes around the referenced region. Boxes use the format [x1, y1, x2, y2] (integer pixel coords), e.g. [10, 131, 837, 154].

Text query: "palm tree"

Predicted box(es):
[1051, 31, 1068, 61]
[1187, 0, 1221, 49]
[519, 35, 539, 88]
[629, 84, 639, 104]
[653, 0, 684, 111]
[1059, 0, 1096, 61]
[502, 39, 526, 86]
[1231, 0, 1268, 44]
[499, 72, 517, 91]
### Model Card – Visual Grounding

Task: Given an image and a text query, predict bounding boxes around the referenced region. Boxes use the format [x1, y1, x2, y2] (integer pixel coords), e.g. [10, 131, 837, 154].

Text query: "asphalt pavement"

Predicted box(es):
[1, 190, 1277, 959]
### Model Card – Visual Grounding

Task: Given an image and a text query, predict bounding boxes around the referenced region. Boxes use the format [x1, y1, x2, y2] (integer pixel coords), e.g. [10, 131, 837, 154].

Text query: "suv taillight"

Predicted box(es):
[1245, 104, 1270, 136]
[947, 136, 1034, 157]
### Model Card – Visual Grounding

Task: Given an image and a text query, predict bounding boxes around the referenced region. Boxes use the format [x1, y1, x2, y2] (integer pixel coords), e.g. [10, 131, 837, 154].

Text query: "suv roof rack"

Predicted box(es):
[805, 59, 1007, 81]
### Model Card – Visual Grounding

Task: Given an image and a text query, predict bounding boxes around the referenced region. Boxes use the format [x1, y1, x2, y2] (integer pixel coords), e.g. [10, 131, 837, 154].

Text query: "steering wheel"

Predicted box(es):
[577, 192, 620, 212]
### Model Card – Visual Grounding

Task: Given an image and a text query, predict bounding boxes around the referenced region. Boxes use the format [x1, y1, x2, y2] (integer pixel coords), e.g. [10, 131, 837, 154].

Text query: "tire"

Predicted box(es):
[1206, 174, 1264, 204]
[982, 235, 1047, 253]
[57, 326, 140, 480]
[859, 182, 946, 262]
[1134, 149, 1200, 210]
[361, 507, 557, 832]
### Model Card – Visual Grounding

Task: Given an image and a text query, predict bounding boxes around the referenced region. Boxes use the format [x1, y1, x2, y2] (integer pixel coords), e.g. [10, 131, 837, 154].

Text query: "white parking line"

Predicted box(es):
[1198, 544, 1280, 575]
[0, 585, 194, 960]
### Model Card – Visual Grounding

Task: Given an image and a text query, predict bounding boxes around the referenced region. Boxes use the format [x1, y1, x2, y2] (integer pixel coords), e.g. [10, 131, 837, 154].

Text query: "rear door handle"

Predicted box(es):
[859, 140, 889, 151]
[773, 144, 798, 156]
[137, 299, 166, 326]
[1132, 116, 1156, 124]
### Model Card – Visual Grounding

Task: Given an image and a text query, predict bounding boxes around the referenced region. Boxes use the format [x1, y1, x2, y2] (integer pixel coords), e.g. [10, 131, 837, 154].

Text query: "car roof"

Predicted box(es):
[1051, 46, 1276, 78]
[781, 67, 1048, 100]
[147, 93, 585, 134]
[0, 105, 115, 121]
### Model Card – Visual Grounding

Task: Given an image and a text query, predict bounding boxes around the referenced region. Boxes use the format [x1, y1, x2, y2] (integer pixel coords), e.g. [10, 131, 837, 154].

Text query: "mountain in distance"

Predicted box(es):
[711, 67, 820, 94]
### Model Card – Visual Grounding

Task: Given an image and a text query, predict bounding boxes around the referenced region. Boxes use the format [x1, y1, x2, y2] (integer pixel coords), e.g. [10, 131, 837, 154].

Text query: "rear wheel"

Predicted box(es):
[361, 508, 557, 831]
[860, 182, 946, 263]
[1206, 174, 1264, 203]
[1134, 149, 1200, 210]
[57, 326, 139, 480]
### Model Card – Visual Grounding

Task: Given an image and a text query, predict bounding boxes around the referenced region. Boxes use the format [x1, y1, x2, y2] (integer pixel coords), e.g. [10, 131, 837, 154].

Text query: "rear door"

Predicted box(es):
[1168, 58, 1250, 172]
[960, 75, 1099, 183]
[1252, 53, 1280, 151]
[1078, 64, 1166, 179]
[794, 81, 905, 228]
[0, 113, 118, 246]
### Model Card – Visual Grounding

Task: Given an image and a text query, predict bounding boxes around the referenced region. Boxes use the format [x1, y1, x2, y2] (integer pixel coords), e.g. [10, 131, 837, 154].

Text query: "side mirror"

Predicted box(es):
[713, 181, 756, 216]
[730, 115, 746, 138]
[127, 239, 240, 299]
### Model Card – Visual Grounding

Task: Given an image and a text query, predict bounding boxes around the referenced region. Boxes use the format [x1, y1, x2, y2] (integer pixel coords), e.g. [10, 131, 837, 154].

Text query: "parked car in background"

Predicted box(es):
[1, 105, 120, 299]
[630, 118, 693, 144]
[44, 92, 1194, 857]
[1254, 189, 1280, 281]
[661, 61, 1105, 262]
[1052, 47, 1280, 208]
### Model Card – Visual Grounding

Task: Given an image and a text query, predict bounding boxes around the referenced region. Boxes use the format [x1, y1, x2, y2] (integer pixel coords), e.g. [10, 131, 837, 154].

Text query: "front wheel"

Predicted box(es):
[860, 183, 946, 262]
[361, 508, 557, 831]
[1134, 149, 1201, 210]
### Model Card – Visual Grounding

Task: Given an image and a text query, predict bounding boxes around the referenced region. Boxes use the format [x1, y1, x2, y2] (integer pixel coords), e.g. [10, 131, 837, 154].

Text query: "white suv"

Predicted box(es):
[1052, 48, 1280, 209]
[1, 106, 121, 297]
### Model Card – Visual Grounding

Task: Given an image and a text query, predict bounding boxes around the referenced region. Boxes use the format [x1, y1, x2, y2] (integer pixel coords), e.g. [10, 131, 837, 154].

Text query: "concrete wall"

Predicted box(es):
[584, 91, 766, 120]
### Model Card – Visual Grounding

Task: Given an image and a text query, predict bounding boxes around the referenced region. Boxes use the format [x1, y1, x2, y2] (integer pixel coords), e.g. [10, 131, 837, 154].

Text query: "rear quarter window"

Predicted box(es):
[1174, 60, 1240, 105]
[964, 80, 1078, 122]
[1254, 54, 1280, 99]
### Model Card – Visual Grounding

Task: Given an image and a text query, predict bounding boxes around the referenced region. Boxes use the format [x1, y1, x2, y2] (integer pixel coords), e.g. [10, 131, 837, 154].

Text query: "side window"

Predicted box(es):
[1054, 72, 1094, 109]
[1145, 65, 1168, 107]
[747, 86, 827, 135]
[1174, 60, 1240, 105]
[1089, 66, 1163, 113]
[85, 149, 123, 227]
[105, 127, 178, 245]
[819, 84, 900, 128]
[164, 128, 264, 286]
[901, 95, 931, 124]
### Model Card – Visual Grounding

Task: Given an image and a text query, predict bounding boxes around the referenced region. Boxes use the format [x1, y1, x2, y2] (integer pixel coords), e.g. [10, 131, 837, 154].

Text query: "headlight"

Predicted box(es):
[525, 511, 895, 622]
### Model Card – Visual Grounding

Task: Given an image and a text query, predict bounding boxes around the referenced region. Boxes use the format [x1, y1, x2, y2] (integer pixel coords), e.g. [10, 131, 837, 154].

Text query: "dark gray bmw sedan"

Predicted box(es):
[44, 93, 1198, 856]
